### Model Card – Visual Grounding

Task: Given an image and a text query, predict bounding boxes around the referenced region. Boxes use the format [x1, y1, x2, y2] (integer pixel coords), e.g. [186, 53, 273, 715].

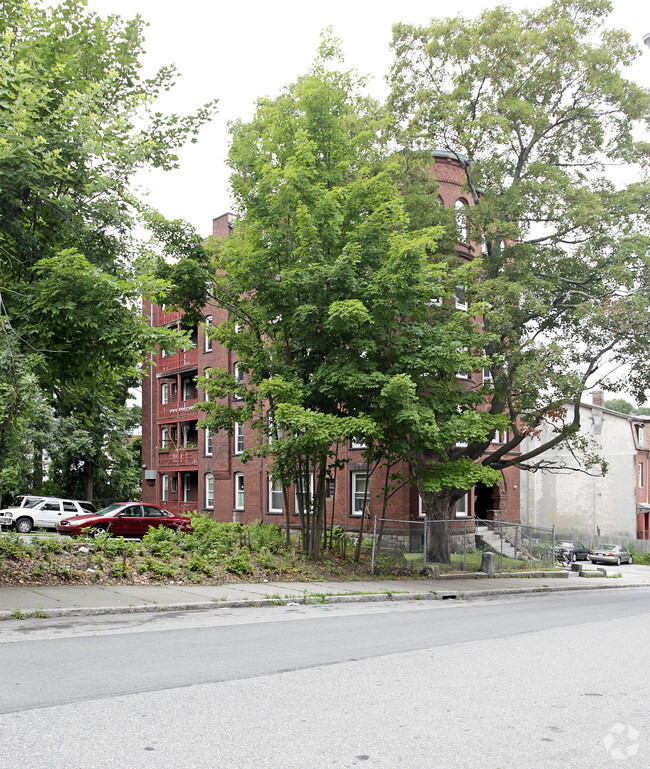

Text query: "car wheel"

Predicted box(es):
[91, 525, 108, 538]
[571, 552, 577, 562]
[15, 517, 33, 534]
[617, 556, 621, 566]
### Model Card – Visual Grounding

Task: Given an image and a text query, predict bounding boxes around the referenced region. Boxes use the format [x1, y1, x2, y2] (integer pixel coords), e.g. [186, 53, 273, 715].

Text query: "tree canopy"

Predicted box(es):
[158, 2, 649, 563]
[0, 0, 216, 502]
[388, 0, 650, 538]
[184, 41, 504, 559]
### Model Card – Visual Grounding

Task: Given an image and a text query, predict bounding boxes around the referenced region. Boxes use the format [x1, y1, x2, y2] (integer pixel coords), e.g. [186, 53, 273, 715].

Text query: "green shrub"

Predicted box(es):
[139, 556, 178, 578]
[142, 526, 183, 557]
[224, 548, 254, 575]
[0, 532, 31, 560]
[248, 522, 285, 553]
[255, 547, 288, 573]
[35, 538, 65, 559]
[110, 563, 131, 578]
[185, 553, 214, 575]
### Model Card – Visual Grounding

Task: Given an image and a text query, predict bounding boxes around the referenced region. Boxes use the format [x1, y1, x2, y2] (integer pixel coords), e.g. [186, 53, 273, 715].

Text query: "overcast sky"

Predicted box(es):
[79, 0, 650, 238]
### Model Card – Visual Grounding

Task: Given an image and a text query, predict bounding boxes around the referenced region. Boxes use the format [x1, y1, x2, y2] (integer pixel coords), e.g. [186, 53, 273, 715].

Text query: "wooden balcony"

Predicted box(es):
[155, 308, 183, 326]
[157, 447, 199, 467]
[160, 500, 199, 516]
[159, 398, 199, 420]
[157, 348, 198, 373]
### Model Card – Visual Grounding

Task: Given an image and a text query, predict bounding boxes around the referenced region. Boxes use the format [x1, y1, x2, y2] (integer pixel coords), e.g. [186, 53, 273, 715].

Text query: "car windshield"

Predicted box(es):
[24, 498, 45, 509]
[558, 542, 574, 548]
[94, 503, 124, 517]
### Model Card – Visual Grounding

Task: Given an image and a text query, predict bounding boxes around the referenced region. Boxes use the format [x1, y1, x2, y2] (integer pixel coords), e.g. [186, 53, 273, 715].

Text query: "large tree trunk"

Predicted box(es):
[420, 489, 458, 564]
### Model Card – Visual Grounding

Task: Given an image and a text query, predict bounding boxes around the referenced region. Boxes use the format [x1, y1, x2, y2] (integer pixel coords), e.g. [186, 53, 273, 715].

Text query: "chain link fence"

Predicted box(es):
[370, 516, 556, 574]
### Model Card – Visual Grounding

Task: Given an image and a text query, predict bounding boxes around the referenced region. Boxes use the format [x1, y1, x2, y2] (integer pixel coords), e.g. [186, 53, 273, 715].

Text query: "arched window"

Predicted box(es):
[234, 473, 244, 510]
[204, 315, 212, 352]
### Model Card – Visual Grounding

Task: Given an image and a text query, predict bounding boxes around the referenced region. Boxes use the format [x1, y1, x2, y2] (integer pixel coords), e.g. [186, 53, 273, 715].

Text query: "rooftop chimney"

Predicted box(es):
[591, 390, 605, 407]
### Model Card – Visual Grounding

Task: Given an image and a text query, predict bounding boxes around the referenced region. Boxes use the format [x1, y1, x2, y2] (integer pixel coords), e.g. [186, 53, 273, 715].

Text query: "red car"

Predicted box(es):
[57, 502, 193, 538]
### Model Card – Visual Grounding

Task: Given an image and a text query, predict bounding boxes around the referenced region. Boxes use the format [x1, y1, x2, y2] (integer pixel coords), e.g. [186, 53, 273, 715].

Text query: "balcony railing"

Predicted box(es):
[155, 308, 183, 326]
[157, 348, 198, 373]
[160, 500, 199, 516]
[158, 447, 199, 467]
[159, 398, 199, 420]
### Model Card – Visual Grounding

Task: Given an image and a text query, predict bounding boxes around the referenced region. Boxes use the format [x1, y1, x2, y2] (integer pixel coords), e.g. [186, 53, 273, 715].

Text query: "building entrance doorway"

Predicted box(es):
[474, 483, 499, 521]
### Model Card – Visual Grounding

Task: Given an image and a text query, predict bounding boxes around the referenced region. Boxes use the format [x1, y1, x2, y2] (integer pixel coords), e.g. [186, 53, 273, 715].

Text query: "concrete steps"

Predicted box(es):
[475, 524, 519, 560]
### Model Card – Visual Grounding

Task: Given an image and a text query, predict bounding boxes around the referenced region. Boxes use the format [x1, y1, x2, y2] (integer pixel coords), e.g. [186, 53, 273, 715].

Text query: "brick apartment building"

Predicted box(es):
[141, 153, 521, 529]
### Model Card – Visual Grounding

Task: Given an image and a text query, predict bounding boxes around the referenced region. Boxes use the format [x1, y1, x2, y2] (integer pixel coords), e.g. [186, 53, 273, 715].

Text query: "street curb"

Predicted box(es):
[0, 581, 647, 622]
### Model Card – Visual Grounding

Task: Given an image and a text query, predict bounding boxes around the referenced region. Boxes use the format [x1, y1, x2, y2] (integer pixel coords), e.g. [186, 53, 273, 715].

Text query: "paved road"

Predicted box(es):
[0, 588, 648, 768]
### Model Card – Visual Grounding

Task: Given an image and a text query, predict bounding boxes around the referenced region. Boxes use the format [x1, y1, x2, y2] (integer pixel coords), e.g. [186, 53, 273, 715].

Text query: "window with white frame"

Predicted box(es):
[455, 285, 468, 311]
[326, 478, 336, 499]
[183, 473, 191, 502]
[170, 476, 178, 494]
[161, 474, 169, 501]
[204, 315, 212, 352]
[351, 472, 369, 516]
[182, 378, 192, 401]
[234, 423, 244, 454]
[161, 427, 170, 449]
[491, 430, 508, 444]
[639, 463, 644, 489]
[205, 427, 212, 456]
[203, 367, 212, 401]
[234, 473, 244, 510]
[455, 493, 468, 517]
[161, 383, 170, 405]
[455, 199, 468, 242]
[233, 364, 244, 400]
[483, 367, 493, 384]
[351, 437, 366, 449]
[205, 473, 214, 509]
[418, 494, 426, 518]
[269, 478, 283, 513]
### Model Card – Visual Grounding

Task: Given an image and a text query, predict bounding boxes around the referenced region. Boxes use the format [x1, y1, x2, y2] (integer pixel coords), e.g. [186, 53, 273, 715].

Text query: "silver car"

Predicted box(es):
[588, 544, 633, 565]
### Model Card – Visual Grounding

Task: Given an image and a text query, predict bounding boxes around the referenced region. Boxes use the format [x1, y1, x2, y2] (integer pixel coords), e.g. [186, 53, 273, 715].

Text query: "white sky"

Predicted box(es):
[77, 0, 650, 237]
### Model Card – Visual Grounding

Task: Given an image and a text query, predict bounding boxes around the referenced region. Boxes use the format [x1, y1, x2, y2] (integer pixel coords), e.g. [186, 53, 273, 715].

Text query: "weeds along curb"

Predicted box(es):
[0, 581, 647, 621]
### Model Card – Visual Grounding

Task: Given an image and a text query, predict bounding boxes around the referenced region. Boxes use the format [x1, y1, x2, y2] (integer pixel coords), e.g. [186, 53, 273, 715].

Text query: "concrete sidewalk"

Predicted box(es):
[1, 566, 649, 619]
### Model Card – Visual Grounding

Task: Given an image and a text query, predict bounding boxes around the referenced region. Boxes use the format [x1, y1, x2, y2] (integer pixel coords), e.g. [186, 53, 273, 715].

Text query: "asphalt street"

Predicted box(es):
[0, 588, 648, 769]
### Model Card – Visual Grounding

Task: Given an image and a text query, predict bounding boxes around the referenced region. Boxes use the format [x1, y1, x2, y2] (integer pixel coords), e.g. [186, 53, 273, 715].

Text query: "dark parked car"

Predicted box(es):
[588, 544, 633, 565]
[57, 502, 192, 538]
[556, 541, 590, 562]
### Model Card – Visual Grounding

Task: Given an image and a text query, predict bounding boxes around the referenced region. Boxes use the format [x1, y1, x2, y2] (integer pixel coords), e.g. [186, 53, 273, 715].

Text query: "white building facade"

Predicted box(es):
[520, 395, 644, 541]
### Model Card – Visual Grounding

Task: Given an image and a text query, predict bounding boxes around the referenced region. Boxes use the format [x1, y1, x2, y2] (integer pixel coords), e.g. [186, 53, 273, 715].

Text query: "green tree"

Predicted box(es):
[604, 398, 635, 415]
[190, 41, 503, 560]
[388, 0, 650, 559]
[0, 0, 216, 500]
